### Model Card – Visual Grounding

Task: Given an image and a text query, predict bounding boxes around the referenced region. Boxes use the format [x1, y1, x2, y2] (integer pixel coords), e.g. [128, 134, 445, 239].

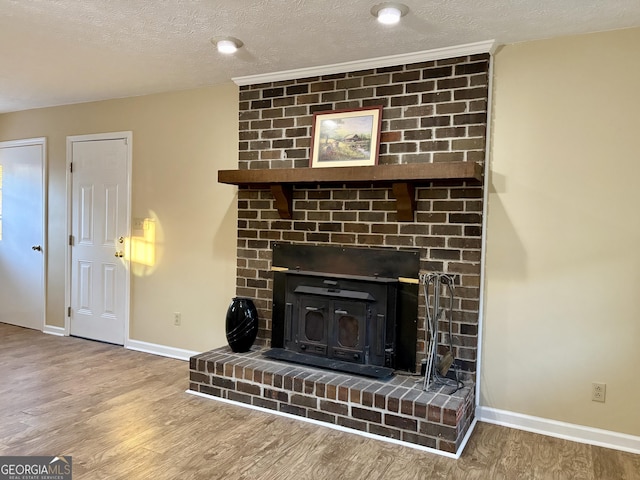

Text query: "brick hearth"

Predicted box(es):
[189, 347, 475, 453]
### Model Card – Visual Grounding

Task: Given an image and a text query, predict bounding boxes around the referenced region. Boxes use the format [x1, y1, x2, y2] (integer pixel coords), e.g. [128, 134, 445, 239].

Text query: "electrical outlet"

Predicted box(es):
[592, 382, 606, 403]
[173, 312, 181, 326]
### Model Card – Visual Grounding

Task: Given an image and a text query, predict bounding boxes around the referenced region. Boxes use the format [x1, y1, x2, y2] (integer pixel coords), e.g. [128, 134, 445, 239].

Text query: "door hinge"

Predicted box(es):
[69, 234, 74, 246]
[67, 306, 71, 317]
[69, 162, 73, 173]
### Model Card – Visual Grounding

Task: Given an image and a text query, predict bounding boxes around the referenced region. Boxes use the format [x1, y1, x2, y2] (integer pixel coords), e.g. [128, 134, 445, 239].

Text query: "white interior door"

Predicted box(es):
[69, 133, 131, 345]
[0, 138, 46, 331]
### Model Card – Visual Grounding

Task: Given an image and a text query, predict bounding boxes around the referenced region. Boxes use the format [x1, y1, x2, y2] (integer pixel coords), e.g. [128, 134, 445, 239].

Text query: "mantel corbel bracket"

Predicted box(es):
[392, 182, 416, 222]
[270, 184, 293, 220]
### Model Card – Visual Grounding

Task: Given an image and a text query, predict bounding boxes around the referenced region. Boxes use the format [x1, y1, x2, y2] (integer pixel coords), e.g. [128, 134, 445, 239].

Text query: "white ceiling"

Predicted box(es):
[1, 0, 640, 113]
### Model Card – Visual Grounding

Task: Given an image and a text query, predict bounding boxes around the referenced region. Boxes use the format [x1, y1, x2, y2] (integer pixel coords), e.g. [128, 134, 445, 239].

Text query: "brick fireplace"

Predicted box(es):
[189, 51, 489, 454]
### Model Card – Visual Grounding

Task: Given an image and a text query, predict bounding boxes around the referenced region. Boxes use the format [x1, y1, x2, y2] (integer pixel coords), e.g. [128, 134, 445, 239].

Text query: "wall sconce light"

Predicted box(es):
[371, 3, 409, 25]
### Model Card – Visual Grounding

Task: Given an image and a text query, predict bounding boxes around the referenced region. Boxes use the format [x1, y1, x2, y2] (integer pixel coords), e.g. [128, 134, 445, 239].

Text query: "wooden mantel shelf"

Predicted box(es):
[218, 161, 482, 222]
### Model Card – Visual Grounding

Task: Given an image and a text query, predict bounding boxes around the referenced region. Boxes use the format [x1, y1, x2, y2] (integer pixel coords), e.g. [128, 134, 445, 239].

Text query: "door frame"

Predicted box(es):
[65, 132, 132, 342]
[0, 137, 47, 332]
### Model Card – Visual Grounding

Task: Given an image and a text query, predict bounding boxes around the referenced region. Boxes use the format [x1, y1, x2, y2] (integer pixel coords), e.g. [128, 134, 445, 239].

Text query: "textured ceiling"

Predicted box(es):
[1, 0, 640, 113]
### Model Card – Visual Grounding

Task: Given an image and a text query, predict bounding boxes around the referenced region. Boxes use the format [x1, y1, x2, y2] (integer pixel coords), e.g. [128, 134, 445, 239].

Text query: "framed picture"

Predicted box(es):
[310, 106, 383, 168]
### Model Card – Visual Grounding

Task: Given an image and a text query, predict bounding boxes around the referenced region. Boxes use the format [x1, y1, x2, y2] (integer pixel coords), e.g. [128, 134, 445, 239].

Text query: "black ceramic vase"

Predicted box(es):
[225, 297, 258, 353]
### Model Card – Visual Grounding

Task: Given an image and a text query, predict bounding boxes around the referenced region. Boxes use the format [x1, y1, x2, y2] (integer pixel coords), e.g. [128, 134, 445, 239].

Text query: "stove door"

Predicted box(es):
[329, 300, 368, 364]
[296, 295, 329, 357]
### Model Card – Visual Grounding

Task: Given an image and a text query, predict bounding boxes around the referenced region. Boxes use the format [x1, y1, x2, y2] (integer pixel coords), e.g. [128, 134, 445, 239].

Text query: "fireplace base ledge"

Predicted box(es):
[187, 389, 478, 459]
[189, 346, 475, 454]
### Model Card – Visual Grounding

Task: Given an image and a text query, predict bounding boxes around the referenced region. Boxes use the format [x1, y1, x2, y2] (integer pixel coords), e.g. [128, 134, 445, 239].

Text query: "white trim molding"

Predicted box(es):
[188, 389, 478, 459]
[43, 325, 65, 336]
[126, 339, 199, 361]
[477, 406, 640, 455]
[474, 47, 496, 412]
[233, 40, 497, 86]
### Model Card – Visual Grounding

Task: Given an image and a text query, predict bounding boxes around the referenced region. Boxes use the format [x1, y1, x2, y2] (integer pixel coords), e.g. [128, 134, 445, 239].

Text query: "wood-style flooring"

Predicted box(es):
[1, 322, 638, 479]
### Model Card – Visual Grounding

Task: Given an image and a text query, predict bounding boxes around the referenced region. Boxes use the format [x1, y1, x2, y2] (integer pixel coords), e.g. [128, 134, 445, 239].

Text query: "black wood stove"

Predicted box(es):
[265, 244, 419, 379]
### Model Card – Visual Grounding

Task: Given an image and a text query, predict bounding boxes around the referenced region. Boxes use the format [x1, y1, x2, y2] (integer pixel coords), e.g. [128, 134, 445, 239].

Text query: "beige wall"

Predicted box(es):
[483, 27, 640, 436]
[0, 84, 239, 353]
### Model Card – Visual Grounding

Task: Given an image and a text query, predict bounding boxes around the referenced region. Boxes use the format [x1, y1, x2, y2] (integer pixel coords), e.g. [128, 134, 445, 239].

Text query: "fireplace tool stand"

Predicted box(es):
[420, 272, 463, 393]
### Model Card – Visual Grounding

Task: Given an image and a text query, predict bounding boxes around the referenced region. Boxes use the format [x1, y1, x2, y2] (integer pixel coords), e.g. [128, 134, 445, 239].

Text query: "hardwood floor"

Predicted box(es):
[1, 323, 638, 479]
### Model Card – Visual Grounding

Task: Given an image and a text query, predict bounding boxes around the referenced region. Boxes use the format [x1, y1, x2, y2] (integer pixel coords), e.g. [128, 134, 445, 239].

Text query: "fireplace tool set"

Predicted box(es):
[420, 272, 463, 393]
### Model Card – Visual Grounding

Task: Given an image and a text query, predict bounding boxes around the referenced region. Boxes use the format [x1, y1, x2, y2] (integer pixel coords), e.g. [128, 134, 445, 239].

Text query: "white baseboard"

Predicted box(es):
[457, 417, 478, 458]
[126, 339, 199, 361]
[477, 406, 640, 455]
[187, 389, 477, 459]
[43, 325, 65, 336]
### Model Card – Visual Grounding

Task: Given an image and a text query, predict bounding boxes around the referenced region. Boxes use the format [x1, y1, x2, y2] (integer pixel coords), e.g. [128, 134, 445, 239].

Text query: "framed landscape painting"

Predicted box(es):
[310, 106, 383, 168]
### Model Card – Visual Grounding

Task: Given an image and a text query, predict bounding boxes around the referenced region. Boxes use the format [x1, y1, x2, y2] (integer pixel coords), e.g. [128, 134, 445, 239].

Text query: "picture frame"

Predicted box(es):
[309, 106, 383, 168]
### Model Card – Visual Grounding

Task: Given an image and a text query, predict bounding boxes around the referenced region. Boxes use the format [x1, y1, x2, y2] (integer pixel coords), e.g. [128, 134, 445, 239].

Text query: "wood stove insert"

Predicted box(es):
[265, 244, 420, 379]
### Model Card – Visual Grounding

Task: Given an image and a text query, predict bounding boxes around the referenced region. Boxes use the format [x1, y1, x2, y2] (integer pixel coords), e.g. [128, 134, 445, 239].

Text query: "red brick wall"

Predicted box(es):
[234, 53, 489, 379]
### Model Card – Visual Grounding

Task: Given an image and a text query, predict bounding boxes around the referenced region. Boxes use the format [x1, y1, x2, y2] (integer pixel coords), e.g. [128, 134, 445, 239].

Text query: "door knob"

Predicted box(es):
[31, 245, 42, 251]
[114, 251, 124, 258]
[118, 236, 124, 244]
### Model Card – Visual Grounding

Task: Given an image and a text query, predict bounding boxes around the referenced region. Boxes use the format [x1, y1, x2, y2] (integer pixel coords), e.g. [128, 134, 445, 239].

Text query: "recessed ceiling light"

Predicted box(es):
[370, 3, 409, 25]
[211, 37, 244, 54]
